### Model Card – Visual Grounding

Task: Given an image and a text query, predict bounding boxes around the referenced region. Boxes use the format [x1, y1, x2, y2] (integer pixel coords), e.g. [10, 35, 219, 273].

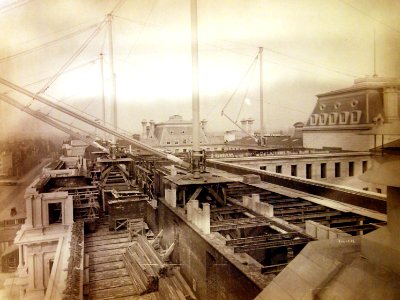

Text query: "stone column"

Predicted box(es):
[35, 195, 43, 228]
[27, 254, 35, 290]
[18, 245, 23, 269]
[25, 195, 34, 228]
[384, 87, 399, 122]
[170, 188, 177, 208]
[202, 203, 210, 234]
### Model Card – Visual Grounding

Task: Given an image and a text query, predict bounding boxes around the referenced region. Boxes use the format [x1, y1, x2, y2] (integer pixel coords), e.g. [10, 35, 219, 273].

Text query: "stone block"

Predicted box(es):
[305, 221, 317, 238]
[316, 225, 329, 240]
[242, 174, 261, 184]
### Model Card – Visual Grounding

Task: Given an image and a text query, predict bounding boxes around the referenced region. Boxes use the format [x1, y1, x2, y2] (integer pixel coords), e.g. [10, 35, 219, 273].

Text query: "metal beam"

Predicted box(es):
[226, 232, 300, 247]
[233, 238, 309, 253]
[281, 211, 342, 221]
[211, 217, 269, 232]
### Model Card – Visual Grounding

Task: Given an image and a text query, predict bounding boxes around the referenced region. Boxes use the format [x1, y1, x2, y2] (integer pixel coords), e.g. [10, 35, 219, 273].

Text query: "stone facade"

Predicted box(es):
[303, 76, 400, 151]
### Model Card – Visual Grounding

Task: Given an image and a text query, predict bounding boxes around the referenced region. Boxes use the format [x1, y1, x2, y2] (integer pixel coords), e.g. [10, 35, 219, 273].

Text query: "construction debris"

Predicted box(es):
[123, 235, 167, 294]
[63, 220, 84, 300]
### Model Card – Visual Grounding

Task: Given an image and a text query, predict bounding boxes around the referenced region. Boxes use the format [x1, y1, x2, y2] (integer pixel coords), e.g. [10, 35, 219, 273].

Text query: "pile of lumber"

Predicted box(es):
[158, 268, 196, 300]
[123, 235, 166, 294]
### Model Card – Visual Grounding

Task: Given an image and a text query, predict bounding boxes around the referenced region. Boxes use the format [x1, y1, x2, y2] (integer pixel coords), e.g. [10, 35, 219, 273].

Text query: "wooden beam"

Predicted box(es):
[206, 186, 225, 205]
[189, 187, 202, 201]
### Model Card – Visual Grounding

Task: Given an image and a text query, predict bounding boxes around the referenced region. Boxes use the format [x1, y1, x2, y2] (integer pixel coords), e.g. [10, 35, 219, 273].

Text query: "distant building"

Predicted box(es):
[140, 115, 226, 153]
[303, 76, 400, 151]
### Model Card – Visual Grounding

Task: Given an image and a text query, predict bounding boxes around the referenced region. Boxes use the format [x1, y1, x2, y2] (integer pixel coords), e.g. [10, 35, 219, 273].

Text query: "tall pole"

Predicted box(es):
[259, 47, 265, 146]
[107, 14, 117, 145]
[191, 0, 201, 179]
[373, 29, 377, 77]
[100, 52, 106, 141]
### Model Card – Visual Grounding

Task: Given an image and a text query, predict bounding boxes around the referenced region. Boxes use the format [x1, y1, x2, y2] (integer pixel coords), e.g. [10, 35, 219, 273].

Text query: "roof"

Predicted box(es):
[317, 76, 400, 98]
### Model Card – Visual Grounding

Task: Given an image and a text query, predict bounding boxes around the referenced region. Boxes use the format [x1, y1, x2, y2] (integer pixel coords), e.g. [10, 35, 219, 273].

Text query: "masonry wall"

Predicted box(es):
[230, 155, 383, 192]
[108, 199, 146, 230]
[303, 130, 374, 151]
[156, 201, 262, 300]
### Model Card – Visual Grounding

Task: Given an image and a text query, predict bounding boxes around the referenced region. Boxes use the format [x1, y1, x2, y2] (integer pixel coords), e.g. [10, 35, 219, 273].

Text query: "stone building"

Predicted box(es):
[14, 175, 74, 299]
[303, 76, 400, 151]
[140, 115, 225, 153]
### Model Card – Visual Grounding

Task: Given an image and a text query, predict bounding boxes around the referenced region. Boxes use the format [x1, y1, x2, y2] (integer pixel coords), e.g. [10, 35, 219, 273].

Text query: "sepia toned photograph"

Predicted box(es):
[0, 0, 399, 299]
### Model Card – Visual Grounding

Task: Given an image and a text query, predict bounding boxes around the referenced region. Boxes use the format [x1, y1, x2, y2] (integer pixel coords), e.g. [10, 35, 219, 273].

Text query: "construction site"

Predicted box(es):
[0, 0, 399, 299]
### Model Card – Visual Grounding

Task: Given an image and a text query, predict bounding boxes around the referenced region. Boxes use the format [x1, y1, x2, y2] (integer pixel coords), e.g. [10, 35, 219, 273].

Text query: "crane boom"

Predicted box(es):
[0, 76, 190, 168]
[0, 93, 108, 152]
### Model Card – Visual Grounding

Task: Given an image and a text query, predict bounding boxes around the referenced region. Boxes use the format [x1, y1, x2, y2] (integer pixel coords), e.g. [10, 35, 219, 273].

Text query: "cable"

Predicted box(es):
[0, 24, 98, 64]
[37, 20, 106, 94]
[122, 0, 158, 64]
[221, 53, 259, 113]
[336, 0, 400, 35]
[0, 0, 35, 14]
[235, 61, 258, 122]
[110, 0, 128, 15]
[220, 39, 361, 78]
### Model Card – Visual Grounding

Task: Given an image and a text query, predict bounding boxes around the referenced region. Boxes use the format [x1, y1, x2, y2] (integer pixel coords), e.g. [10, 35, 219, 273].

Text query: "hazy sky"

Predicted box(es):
[0, 0, 399, 139]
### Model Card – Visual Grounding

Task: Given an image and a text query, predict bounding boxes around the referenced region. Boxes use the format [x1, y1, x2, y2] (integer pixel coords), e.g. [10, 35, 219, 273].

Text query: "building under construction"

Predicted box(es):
[0, 1, 399, 299]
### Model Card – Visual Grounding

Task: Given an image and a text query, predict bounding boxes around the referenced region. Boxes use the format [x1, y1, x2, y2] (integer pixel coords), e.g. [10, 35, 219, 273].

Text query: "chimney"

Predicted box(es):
[292, 122, 304, 139]
[141, 119, 147, 139]
[149, 120, 155, 138]
[146, 125, 150, 139]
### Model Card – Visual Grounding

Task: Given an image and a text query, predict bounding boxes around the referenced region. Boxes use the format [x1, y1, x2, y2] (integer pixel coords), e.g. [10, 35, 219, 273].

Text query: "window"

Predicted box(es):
[362, 160, 368, 173]
[48, 202, 62, 224]
[349, 161, 354, 176]
[310, 114, 318, 125]
[183, 139, 187, 144]
[276, 165, 282, 173]
[339, 112, 349, 124]
[291, 165, 297, 176]
[329, 113, 338, 125]
[319, 114, 328, 125]
[174, 140, 179, 145]
[363, 187, 369, 191]
[260, 166, 266, 171]
[183, 149, 187, 153]
[321, 163, 326, 178]
[306, 164, 312, 179]
[175, 149, 179, 153]
[350, 110, 362, 124]
[166, 140, 171, 145]
[335, 162, 341, 177]
[376, 188, 382, 194]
